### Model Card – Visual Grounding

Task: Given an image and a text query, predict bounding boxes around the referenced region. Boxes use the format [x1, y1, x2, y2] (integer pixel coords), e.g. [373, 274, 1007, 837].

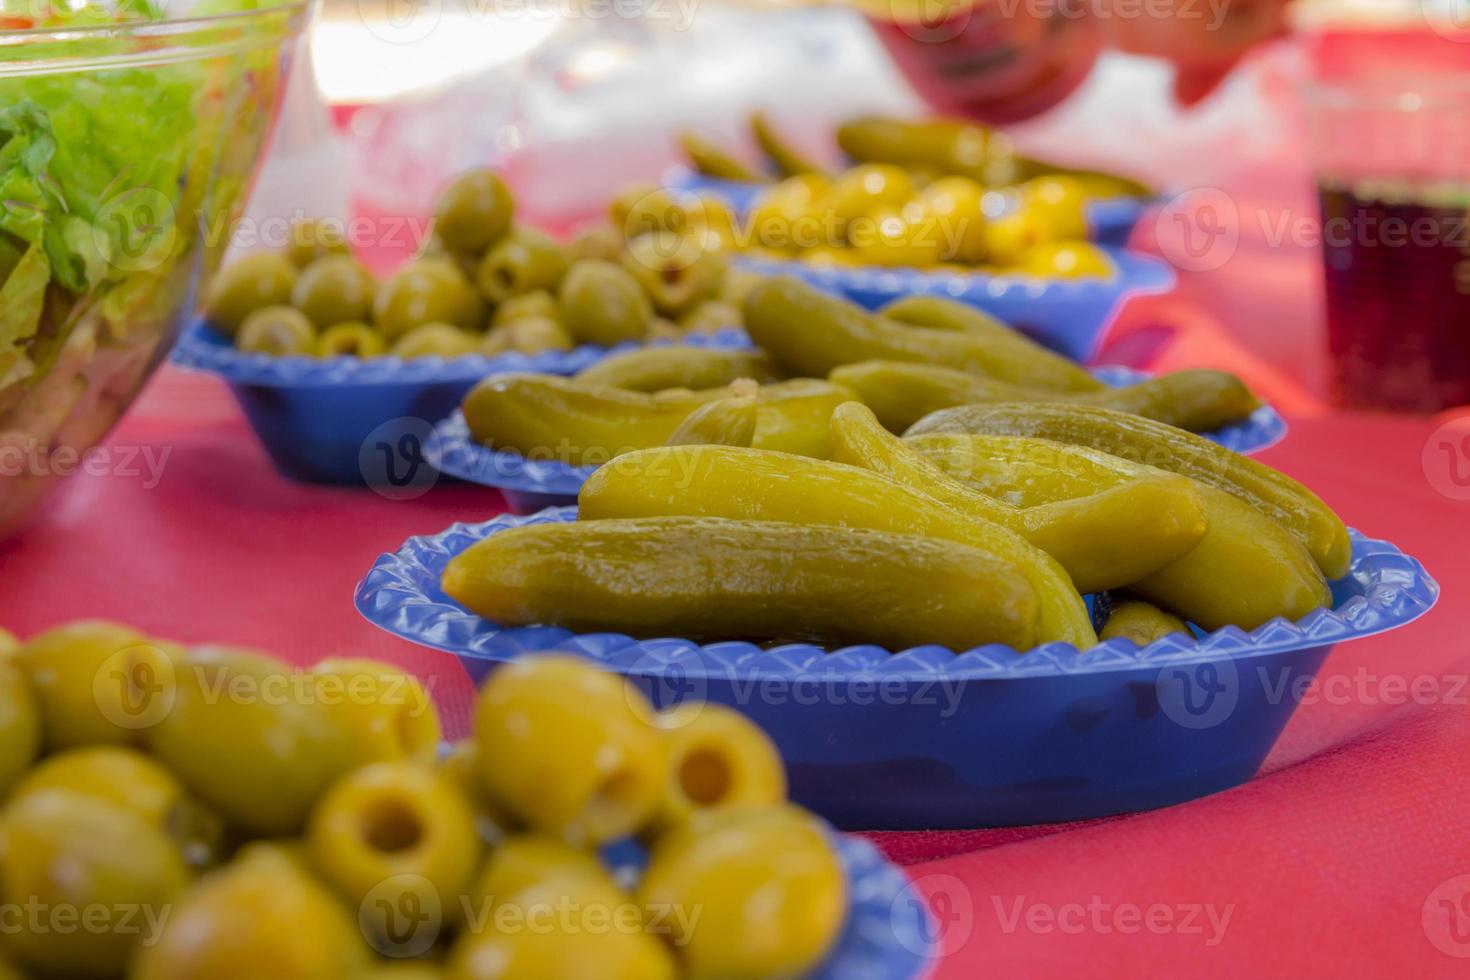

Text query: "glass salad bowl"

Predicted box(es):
[0, 0, 311, 540]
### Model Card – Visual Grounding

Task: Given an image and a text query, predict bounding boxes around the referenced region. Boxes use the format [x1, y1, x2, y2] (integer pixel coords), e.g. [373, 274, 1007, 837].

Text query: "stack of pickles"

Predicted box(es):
[200, 169, 745, 360]
[672, 113, 1152, 275]
[449, 277, 1350, 654]
[0, 624, 847, 978]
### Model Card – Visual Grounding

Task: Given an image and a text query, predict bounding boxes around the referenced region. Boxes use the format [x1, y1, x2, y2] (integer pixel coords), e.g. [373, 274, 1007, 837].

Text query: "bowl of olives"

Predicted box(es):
[174, 169, 752, 486]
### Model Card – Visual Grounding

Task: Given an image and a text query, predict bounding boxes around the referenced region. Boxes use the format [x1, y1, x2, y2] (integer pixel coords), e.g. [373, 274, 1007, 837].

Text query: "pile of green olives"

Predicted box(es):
[202, 168, 746, 362]
[0, 623, 847, 979]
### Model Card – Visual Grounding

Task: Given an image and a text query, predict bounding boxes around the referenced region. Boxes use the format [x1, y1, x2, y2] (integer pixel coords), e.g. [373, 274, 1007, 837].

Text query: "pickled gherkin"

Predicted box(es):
[906, 403, 1351, 579]
[578, 445, 1095, 647]
[575, 346, 782, 393]
[442, 517, 1041, 652]
[909, 433, 1333, 631]
[829, 402, 1206, 594]
[743, 276, 1099, 392]
[830, 359, 1258, 434]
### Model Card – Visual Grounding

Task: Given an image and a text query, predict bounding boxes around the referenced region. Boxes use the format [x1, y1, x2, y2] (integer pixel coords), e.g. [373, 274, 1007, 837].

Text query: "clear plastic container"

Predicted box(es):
[0, 2, 312, 539]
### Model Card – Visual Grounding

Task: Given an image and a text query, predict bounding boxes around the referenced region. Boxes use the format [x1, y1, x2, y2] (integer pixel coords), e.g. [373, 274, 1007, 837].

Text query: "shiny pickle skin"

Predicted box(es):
[1101, 600, 1191, 646]
[131, 845, 371, 980]
[471, 656, 666, 845]
[0, 790, 189, 977]
[0, 659, 38, 797]
[574, 346, 781, 392]
[906, 402, 1352, 579]
[666, 389, 758, 448]
[578, 450, 1090, 647]
[558, 259, 653, 346]
[444, 517, 1043, 652]
[636, 804, 846, 980]
[678, 130, 767, 182]
[836, 115, 989, 178]
[877, 295, 1104, 392]
[832, 359, 1258, 433]
[910, 434, 1333, 631]
[750, 110, 824, 177]
[743, 276, 1099, 392]
[145, 646, 359, 837]
[829, 402, 1206, 594]
[462, 374, 848, 464]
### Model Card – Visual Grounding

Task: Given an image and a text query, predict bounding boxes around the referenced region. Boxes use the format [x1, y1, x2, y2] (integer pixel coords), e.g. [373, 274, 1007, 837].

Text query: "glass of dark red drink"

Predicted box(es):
[1308, 79, 1470, 412]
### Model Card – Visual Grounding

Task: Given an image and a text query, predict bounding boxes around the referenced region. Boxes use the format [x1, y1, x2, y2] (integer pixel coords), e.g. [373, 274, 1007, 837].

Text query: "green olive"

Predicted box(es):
[0, 659, 39, 797]
[307, 761, 482, 949]
[390, 323, 480, 359]
[490, 289, 559, 326]
[557, 259, 653, 347]
[435, 168, 515, 254]
[284, 217, 351, 268]
[507, 316, 574, 355]
[609, 184, 687, 239]
[316, 322, 387, 358]
[675, 300, 739, 335]
[619, 232, 725, 317]
[446, 872, 676, 980]
[567, 225, 626, 264]
[475, 227, 569, 304]
[0, 790, 190, 977]
[203, 252, 298, 336]
[236, 306, 318, 356]
[309, 658, 442, 765]
[0, 626, 16, 653]
[132, 845, 371, 979]
[636, 804, 846, 980]
[12, 620, 173, 750]
[145, 646, 358, 837]
[8, 745, 226, 869]
[466, 834, 613, 912]
[653, 703, 787, 828]
[374, 259, 486, 339]
[474, 656, 665, 845]
[291, 254, 377, 327]
[437, 739, 512, 843]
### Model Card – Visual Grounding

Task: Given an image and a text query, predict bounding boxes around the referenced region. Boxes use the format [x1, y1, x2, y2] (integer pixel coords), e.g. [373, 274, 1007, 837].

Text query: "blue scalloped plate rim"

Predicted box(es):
[170, 320, 753, 387]
[424, 364, 1287, 504]
[355, 507, 1438, 683]
[814, 834, 935, 979]
[665, 165, 1153, 246]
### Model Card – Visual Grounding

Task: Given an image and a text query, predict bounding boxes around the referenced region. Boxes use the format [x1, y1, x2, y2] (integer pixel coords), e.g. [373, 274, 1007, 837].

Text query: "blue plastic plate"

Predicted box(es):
[665, 168, 1170, 361]
[170, 322, 747, 486]
[812, 834, 934, 979]
[425, 364, 1286, 513]
[356, 508, 1437, 830]
[667, 166, 1152, 246]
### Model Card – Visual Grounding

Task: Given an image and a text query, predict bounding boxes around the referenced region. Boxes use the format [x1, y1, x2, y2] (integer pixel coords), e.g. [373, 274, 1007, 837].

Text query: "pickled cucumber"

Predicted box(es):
[442, 517, 1041, 652]
[906, 403, 1351, 579]
[579, 445, 1096, 647]
[575, 347, 782, 393]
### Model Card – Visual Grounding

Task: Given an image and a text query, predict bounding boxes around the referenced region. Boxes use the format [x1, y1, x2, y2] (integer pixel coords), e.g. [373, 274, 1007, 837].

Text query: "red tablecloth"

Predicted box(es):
[3, 287, 1468, 975]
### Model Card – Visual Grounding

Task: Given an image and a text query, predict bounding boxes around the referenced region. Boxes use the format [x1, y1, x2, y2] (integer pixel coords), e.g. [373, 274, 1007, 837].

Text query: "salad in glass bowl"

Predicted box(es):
[0, 0, 310, 539]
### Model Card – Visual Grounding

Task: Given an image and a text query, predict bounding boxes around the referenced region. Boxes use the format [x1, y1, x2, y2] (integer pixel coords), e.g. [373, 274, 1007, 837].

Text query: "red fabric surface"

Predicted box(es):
[2, 316, 1468, 976]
